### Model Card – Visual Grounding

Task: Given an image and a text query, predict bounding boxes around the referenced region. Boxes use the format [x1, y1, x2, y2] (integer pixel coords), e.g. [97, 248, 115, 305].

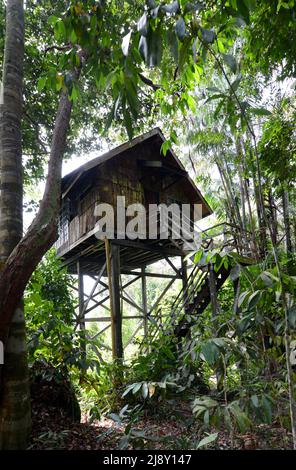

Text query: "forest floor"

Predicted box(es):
[28, 398, 293, 450]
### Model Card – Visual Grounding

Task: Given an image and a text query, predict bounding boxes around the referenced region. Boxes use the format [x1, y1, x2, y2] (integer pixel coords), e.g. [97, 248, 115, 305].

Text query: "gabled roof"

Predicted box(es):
[62, 127, 212, 217]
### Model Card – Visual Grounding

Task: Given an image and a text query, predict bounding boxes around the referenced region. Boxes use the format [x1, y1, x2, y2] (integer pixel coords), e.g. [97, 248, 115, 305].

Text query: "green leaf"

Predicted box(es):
[55, 19, 66, 40]
[238, 290, 250, 308]
[288, 306, 296, 328]
[184, 2, 204, 14]
[243, 0, 256, 11]
[137, 13, 148, 36]
[251, 394, 259, 408]
[48, 15, 58, 26]
[194, 249, 203, 264]
[262, 397, 272, 424]
[247, 290, 262, 309]
[125, 78, 139, 120]
[109, 413, 121, 423]
[249, 107, 272, 116]
[196, 432, 218, 449]
[237, 0, 250, 23]
[201, 340, 220, 365]
[70, 83, 79, 102]
[132, 382, 142, 394]
[122, 384, 136, 398]
[222, 54, 237, 74]
[175, 17, 186, 41]
[201, 28, 216, 44]
[147, 0, 157, 8]
[123, 109, 133, 140]
[260, 271, 274, 287]
[205, 93, 225, 103]
[122, 30, 132, 56]
[142, 382, 149, 399]
[162, 1, 180, 14]
[37, 76, 47, 92]
[237, 313, 253, 334]
[231, 74, 242, 92]
[161, 140, 170, 156]
[228, 402, 251, 433]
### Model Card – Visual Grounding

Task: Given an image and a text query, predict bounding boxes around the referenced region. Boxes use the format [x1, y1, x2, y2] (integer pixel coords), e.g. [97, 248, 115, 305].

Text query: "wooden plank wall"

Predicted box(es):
[58, 149, 193, 251]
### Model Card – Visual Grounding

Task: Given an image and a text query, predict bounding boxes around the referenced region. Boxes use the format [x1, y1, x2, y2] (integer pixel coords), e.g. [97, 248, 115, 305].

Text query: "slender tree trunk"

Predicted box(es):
[222, 155, 243, 230]
[244, 176, 258, 258]
[268, 188, 278, 246]
[0, 0, 31, 449]
[216, 160, 238, 226]
[282, 189, 292, 254]
[235, 138, 247, 231]
[250, 160, 267, 258]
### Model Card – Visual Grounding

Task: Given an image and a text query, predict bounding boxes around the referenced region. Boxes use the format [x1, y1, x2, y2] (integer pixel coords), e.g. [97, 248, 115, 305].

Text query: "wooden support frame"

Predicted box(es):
[67, 246, 186, 362]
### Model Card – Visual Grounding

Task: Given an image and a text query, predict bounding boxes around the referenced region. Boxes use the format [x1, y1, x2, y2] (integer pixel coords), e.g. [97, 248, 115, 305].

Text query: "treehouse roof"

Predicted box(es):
[61, 127, 212, 217]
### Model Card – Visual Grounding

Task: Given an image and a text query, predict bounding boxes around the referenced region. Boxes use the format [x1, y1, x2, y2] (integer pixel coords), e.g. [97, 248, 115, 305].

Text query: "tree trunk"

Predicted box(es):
[0, 3, 74, 446]
[268, 188, 278, 246]
[250, 160, 267, 258]
[0, 0, 31, 449]
[0, 91, 73, 349]
[282, 189, 292, 254]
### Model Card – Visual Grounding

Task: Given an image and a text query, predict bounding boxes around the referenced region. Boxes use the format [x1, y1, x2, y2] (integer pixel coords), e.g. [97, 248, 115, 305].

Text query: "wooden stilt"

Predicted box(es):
[77, 260, 86, 355]
[105, 237, 123, 360]
[141, 266, 148, 340]
[181, 257, 188, 299]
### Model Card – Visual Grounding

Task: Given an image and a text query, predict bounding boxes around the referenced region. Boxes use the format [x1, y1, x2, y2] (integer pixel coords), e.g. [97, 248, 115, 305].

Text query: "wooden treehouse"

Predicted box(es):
[56, 128, 247, 360]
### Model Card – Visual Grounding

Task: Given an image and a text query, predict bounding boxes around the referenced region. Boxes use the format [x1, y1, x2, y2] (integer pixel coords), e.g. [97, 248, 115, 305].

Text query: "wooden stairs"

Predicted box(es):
[173, 264, 230, 338]
[146, 260, 232, 343]
[145, 221, 256, 344]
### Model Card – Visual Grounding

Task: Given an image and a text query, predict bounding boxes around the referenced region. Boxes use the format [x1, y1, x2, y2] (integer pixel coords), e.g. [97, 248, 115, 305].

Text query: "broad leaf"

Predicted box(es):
[196, 432, 218, 449]
[175, 17, 186, 41]
[222, 53, 237, 74]
[162, 1, 180, 14]
[122, 30, 132, 56]
[201, 28, 216, 44]
[249, 107, 272, 116]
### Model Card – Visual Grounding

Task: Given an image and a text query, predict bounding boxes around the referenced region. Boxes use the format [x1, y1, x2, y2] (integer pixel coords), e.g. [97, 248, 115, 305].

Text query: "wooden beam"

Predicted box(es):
[77, 260, 86, 355]
[82, 262, 106, 315]
[141, 267, 148, 339]
[105, 238, 123, 360]
[164, 255, 181, 276]
[121, 269, 182, 279]
[124, 320, 144, 349]
[121, 294, 144, 314]
[148, 275, 178, 316]
[111, 238, 182, 257]
[91, 324, 111, 340]
[181, 257, 188, 298]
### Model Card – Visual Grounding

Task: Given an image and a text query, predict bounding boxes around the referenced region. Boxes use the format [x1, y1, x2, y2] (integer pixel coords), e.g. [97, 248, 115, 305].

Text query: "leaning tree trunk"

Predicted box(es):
[0, 0, 31, 449]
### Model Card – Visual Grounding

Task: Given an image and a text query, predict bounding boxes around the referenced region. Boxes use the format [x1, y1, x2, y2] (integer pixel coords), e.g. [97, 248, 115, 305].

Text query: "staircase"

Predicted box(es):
[146, 259, 231, 343]
[173, 263, 230, 337]
[144, 221, 255, 344]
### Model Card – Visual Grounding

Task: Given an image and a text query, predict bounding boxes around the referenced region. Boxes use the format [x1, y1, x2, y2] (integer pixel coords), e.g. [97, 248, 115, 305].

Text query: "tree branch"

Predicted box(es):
[138, 73, 161, 91]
